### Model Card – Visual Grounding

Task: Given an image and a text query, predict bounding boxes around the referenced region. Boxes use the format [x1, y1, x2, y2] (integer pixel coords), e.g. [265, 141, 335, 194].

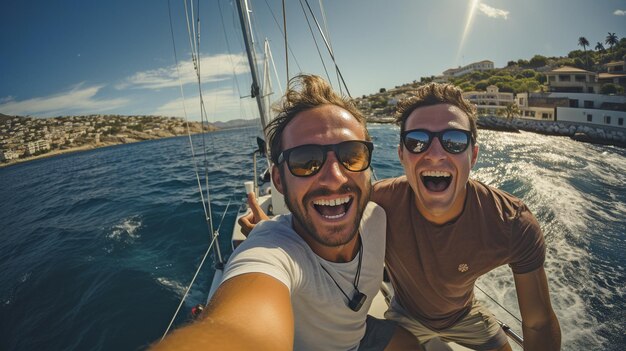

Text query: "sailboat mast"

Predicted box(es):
[236, 0, 269, 134]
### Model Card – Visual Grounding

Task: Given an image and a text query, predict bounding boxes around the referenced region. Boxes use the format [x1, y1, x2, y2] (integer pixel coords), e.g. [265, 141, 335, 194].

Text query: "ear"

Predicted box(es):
[397, 143, 404, 163]
[272, 165, 285, 194]
[470, 144, 479, 168]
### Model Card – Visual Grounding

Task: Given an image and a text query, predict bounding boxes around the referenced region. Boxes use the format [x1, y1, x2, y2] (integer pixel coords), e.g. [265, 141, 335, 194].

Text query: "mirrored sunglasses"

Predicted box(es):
[401, 129, 473, 154]
[277, 140, 374, 177]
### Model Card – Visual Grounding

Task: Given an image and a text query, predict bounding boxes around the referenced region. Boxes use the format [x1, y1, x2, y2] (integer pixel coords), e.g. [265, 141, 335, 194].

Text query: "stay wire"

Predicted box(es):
[192, 0, 216, 228]
[261, 0, 303, 73]
[475, 284, 522, 324]
[166, 0, 209, 234]
[161, 227, 221, 340]
[317, 0, 342, 95]
[217, 0, 243, 99]
[298, 0, 332, 85]
[185, 0, 219, 244]
[162, 0, 221, 339]
[282, 0, 288, 85]
[302, 0, 351, 98]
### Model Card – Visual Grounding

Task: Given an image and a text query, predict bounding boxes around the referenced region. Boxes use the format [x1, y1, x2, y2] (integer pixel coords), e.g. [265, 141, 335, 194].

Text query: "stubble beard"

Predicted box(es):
[282, 172, 372, 248]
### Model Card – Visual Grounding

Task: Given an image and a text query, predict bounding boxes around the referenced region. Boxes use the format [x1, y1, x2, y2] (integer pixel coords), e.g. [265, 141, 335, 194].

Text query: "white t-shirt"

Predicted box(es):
[221, 202, 387, 351]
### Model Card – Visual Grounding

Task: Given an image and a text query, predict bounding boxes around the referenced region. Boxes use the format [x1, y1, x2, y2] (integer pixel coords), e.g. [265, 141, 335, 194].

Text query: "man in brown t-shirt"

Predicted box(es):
[375, 83, 561, 350]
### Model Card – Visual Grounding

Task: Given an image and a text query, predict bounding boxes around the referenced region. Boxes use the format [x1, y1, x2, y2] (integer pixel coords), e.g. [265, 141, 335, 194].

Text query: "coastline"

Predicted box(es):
[4, 117, 624, 169]
[476, 116, 626, 148]
[0, 131, 208, 169]
[0, 142, 127, 168]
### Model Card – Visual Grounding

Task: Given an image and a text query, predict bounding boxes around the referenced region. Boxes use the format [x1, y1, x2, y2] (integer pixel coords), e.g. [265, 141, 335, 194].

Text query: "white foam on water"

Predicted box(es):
[472, 132, 625, 348]
[520, 174, 610, 347]
[107, 216, 143, 242]
[522, 164, 591, 233]
[156, 277, 186, 297]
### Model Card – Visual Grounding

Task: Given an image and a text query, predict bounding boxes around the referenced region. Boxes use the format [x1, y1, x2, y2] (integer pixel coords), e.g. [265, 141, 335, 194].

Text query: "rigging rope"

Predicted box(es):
[317, 0, 343, 95]
[475, 284, 522, 324]
[298, 0, 332, 84]
[282, 0, 289, 86]
[161, 0, 233, 339]
[166, 0, 210, 232]
[302, 0, 351, 98]
[217, 0, 243, 99]
[261, 0, 303, 73]
[160, 226, 222, 340]
[159, 185, 234, 339]
[184, 0, 219, 246]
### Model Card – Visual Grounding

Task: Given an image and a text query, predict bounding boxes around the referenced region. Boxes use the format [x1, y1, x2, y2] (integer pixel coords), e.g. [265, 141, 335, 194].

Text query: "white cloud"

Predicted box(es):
[117, 53, 250, 90]
[151, 86, 259, 122]
[478, 3, 509, 19]
[0, 96, 14, 104]
[614, 9, 626, 16]
[0, 84, 129, 117]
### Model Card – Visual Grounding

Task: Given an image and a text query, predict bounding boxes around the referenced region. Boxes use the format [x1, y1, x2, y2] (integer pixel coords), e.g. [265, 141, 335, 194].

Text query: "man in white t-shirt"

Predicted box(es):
[153, 74, 420, 350]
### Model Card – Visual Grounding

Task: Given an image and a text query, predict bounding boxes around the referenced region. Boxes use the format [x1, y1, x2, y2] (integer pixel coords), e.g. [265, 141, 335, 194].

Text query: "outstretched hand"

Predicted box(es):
[238, 192, 270, 237]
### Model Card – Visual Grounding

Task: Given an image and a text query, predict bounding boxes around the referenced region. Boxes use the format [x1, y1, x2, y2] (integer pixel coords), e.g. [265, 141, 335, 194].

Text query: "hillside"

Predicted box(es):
[356, 36, 626, 119]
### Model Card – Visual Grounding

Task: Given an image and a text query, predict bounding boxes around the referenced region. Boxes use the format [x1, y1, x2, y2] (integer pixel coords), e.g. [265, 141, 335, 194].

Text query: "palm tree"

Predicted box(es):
[595, 42, 606, 63]
[498, 103, 521, 121]
[605, 32, 619, 56]
[578, 37, 590, 67]
[595, 42, 605, 51]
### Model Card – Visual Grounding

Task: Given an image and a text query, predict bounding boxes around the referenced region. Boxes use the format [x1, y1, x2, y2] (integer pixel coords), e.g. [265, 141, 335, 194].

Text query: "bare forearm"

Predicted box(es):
[152, 274, 294, 351]
[522, 311, 561, 351]
[151, 317, 290, 351]
[150, 318, 222, 351]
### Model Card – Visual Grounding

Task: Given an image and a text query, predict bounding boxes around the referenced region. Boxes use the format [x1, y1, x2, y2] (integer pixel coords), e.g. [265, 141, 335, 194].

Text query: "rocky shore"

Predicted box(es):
[476, 116, 626, 148]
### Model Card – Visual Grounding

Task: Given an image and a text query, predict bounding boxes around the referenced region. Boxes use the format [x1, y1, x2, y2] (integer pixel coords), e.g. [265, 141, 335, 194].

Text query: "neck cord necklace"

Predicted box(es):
[319, 235, 367, 312]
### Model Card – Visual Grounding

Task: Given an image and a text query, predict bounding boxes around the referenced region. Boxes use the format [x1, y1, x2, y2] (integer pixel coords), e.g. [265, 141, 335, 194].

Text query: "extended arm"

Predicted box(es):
[513, 267, 561, 351]
[151, 273, 294, 351]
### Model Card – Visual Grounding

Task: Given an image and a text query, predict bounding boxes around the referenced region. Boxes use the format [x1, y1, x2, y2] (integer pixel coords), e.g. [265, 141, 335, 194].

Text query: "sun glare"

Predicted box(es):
[457, 0, 480, 65]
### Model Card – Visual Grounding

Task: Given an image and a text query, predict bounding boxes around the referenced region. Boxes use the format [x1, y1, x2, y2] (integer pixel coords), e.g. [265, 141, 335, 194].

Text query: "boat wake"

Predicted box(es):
[474, 130, 626, 349]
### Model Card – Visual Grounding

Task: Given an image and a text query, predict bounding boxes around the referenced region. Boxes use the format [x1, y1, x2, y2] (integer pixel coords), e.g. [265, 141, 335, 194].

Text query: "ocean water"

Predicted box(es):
[0, 125, 624, 350]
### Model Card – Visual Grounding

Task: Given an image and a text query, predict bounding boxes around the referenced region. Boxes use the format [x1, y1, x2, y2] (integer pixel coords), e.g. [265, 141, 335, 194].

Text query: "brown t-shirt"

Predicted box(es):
[372, 176, 545, 330]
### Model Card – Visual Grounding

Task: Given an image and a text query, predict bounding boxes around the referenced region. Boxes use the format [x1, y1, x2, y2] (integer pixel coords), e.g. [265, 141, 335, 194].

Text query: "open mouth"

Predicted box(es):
[420, 170, 452, 192]
[313, 196, 352, 219]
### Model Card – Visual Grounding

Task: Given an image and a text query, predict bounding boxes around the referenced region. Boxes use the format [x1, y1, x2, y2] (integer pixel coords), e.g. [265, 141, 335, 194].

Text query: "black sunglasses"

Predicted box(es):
[401, 128, 473, 154]
[277, 140, 374, 177]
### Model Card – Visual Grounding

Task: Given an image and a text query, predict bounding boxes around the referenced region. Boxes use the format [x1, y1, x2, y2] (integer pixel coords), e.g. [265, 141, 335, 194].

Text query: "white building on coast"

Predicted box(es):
[463, 85, 515, 116]
[516, 65, 626, 129]
[516, 91, 625, 128]
[546, 66, 599, 94]
[0, 149, 19, 161]
[434, 60, 494, 82]
[26, 140, 51, 155]
[443, 60, 494, 78]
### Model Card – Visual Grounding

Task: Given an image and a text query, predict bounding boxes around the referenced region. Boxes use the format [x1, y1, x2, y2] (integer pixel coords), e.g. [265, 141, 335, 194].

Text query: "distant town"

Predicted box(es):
[2, 36, 626, 166]
[0, 114, 212, 166]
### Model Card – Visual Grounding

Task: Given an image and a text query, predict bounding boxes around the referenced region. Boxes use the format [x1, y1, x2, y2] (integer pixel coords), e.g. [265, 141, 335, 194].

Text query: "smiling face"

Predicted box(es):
[398, 103, 479, 225]
[272, 104, 371, 259]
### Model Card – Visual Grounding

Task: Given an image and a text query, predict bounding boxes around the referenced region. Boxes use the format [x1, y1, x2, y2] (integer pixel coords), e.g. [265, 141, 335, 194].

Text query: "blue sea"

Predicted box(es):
[1, 125, 625, 350]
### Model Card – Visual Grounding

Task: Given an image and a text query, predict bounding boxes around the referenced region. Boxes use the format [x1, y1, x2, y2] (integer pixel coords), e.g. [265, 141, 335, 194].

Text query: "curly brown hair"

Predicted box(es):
[266, 74, 370, 164]
[395, 83, 478, 143]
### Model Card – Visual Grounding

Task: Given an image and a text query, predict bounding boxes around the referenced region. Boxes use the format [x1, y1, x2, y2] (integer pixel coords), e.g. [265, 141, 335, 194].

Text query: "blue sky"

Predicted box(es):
[1, 0, 625, 122]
